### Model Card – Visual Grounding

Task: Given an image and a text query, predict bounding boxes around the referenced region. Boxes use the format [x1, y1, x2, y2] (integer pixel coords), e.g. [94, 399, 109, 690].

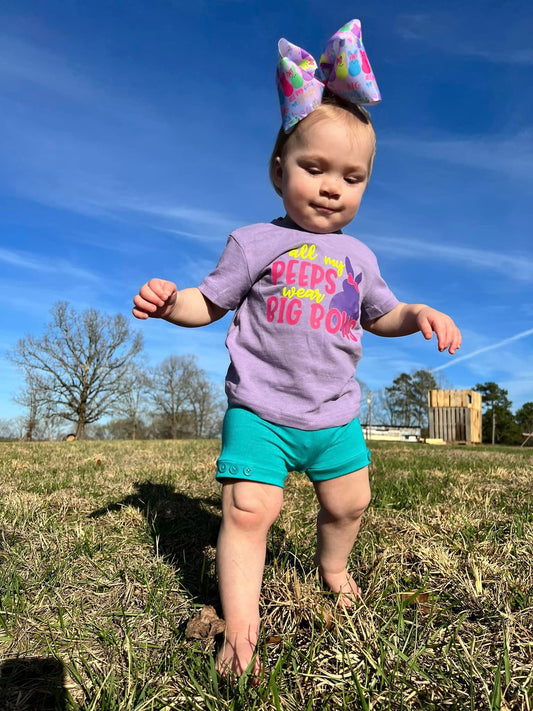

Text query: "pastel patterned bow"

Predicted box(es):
[276, 19, 381, 132]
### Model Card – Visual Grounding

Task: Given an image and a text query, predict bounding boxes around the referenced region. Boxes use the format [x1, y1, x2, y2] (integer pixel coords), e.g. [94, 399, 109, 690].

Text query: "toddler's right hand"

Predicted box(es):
[132, 278, 178, 320]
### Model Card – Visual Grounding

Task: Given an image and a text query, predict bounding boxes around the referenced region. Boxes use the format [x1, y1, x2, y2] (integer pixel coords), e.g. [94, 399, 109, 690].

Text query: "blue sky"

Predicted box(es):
[1, 0, 532, 422]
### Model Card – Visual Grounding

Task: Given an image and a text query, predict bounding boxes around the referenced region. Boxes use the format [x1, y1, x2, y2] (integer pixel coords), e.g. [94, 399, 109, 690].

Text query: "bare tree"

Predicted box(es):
[150, 355, 200, 438]
[150, 355, 224, 438]
[0, 417, 25, 441]
[13, 370, 44, 440]
[357, 379, 372, 425]
[370, 389, 392, 425]
[8, 302, 143, 439]
[111, 365, 151, 439]
[186, 371, 224, 438]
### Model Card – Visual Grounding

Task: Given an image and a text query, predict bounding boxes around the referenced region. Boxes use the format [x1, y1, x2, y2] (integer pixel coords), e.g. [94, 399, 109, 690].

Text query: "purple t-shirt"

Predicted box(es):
[199, 217, 398, 429]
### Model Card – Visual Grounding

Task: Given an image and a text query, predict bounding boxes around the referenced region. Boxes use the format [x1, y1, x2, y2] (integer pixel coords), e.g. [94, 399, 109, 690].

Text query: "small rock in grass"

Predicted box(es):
[185, 605, 226, 639]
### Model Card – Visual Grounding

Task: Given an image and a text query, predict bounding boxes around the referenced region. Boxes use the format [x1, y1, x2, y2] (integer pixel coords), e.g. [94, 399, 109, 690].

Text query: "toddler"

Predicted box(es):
[133, 20, 461, 680]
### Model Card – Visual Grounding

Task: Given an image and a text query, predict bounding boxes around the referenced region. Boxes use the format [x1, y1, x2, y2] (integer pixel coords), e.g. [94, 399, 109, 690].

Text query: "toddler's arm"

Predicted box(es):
[132, 278, 227, 327]
[364, 302, 461, 354]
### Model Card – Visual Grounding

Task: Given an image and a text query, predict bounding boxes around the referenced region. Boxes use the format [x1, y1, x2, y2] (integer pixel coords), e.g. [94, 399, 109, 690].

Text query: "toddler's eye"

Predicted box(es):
[345, 176, 361, 185]
[305, 166, 322, 175]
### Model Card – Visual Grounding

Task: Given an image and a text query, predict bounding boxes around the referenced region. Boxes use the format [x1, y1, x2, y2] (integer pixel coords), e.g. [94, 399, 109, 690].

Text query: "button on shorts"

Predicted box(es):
[216, 405, 371, 488]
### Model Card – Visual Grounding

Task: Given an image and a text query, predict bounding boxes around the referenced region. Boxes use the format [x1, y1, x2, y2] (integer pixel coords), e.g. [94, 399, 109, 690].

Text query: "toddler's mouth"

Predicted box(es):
[312, 203, 338, 214]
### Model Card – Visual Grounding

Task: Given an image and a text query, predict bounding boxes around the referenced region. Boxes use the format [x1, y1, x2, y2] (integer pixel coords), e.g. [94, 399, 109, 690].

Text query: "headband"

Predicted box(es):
[276, 19, 381, 132]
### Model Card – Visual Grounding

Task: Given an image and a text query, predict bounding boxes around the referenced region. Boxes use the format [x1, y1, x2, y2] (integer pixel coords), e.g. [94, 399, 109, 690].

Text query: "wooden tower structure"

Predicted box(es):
[428, 389, 482, 444]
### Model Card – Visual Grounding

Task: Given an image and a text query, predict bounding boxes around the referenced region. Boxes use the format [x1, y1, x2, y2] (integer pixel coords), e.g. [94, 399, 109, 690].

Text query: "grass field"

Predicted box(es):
[0, 440, 531, 710]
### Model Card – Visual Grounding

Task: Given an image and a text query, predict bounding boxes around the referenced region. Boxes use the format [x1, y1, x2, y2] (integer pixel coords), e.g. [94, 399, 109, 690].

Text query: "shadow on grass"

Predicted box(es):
[90, 481, 222, 604]
[0, 656, 67, 711]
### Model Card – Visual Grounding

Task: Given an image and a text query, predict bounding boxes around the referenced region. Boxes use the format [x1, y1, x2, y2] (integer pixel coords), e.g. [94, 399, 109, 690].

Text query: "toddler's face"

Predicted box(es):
[273, 115, 374, 234]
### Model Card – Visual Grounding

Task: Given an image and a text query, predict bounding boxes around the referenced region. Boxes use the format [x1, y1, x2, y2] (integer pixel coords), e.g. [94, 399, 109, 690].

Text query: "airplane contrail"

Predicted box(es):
[432, 328, 533, 371]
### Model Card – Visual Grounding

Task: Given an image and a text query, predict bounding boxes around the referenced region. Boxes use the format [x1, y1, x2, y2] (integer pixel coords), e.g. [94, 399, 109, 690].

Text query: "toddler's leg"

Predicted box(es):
[313, 466, 370, 604]
[216, 479, 284, 678]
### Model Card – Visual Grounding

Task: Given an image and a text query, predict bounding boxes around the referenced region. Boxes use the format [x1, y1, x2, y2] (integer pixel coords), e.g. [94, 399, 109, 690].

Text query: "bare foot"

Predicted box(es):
[318, 567, 361, 606]
[216, 631, 262, 684]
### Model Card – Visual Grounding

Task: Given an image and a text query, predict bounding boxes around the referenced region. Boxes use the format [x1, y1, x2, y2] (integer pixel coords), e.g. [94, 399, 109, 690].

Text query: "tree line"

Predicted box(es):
[360, 372, 532, 446]
[6, 302, 224, 441]
[4, 302, 531, 444]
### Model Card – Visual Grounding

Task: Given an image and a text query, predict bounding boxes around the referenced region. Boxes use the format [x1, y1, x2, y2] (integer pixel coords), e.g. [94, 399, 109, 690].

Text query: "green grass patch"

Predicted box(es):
[1, 440, 531, 709]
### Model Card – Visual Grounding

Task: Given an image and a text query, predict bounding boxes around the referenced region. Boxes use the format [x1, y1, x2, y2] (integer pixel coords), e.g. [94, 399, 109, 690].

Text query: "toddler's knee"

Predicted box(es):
[357, 487, 372, 514]
[325, 488, 371, 522]
[223, 485, 281, 533]
[344, 498, 370, 522]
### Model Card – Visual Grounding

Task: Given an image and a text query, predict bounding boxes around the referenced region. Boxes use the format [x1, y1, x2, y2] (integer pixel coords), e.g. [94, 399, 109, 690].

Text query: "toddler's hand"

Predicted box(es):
[417, 307, 461, 355]
[132, 278, 178, 320]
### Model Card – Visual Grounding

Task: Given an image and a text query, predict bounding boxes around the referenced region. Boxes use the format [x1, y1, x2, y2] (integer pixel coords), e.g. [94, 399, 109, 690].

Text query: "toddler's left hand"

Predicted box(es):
[417, 307, 461, 355]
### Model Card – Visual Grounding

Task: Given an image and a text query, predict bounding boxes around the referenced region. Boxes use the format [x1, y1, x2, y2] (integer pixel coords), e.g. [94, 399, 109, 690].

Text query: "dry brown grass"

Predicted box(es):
[0, 440, 531, 710]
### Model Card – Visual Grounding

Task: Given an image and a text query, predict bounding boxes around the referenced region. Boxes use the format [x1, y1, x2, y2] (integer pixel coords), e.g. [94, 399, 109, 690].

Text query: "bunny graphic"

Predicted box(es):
[348, 51, 362, 76]
[329, 257, 362, 320]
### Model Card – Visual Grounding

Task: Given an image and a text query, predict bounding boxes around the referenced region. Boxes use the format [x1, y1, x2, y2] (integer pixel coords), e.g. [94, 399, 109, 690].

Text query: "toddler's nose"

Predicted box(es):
[319, 175, 341, 199]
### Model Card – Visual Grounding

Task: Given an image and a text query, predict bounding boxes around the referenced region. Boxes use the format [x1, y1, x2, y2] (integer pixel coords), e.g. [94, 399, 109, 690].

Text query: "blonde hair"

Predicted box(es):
[269, 90, 376, 197]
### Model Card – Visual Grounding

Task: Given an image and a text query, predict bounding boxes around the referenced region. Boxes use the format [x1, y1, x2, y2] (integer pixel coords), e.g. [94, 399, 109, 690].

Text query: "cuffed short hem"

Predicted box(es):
[215, 459, 286, 488]
[308, 448, 371, 482]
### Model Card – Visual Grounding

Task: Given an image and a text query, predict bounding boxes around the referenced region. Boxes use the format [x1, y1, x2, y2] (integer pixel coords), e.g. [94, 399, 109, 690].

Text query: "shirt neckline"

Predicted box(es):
[271, 215, 343, 235]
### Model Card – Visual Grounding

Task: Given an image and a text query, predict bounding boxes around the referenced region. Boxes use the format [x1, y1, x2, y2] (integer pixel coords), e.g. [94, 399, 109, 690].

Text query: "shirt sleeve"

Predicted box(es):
[359, 254, 399, 325]
[198, 236, 253, 310]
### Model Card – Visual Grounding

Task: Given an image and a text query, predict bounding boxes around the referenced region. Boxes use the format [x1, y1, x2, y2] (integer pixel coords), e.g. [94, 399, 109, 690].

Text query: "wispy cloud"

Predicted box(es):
[363, 234, 532, 281]
[129, 204, 234, 227]
[0, 100, 239, 239]
[0, 33, 178, 224]
[433, 328, 533, 371]
[0, 35, 164, 130]
[395, 12, 456, 42]
[116, 201, 239, 242]
[0, 115, 239, 238]
[395, 13, 533, 65]
[0, 247, 99, 281]
[460, 46, 533, 66]
[381, 132, 533, 182]
[0, 36, 98, 102]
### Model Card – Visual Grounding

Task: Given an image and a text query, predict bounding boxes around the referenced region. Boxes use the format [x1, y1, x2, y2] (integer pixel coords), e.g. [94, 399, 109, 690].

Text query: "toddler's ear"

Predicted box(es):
[273, 157, 283, 191]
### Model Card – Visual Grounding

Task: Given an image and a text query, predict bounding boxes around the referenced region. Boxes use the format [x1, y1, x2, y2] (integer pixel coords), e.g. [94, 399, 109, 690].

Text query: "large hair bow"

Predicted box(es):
[276, 19, 381, 132]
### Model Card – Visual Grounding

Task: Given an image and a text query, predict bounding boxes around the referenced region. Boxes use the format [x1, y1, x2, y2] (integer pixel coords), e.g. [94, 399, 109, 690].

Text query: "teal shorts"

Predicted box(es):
[216, 406, 371, 488]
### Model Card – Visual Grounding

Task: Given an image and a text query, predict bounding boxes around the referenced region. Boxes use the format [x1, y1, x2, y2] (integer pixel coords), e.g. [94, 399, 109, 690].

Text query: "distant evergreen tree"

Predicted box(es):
[514, 402, 533, 442]
[473, 382, 522, 445]
[385, 369, 436, 427]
